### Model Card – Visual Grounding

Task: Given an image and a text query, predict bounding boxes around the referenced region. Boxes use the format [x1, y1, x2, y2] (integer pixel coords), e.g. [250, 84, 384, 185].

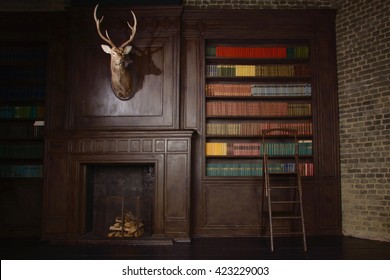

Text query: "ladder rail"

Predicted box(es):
[260, 128, 307, 252]
[295, 149, 307, 251]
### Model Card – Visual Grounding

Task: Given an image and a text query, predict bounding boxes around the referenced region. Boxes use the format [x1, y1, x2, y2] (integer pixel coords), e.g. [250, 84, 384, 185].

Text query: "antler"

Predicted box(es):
[94, 4, 137, 49]
[120, 11, 137, 48]
[93, 4, 116, 48]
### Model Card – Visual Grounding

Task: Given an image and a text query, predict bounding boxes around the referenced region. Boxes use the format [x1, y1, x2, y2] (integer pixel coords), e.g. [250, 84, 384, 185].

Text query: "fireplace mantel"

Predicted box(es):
[43, 130, 193, 242]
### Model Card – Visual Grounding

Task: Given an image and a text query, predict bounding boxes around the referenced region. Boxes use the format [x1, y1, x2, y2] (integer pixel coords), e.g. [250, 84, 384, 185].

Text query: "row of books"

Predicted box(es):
[206, 101, 311, 117]
[0, 165, 43, 178]
[266, 162, 314, 176]
[207, 163, 262, 176]
[0, 106, 45, 119]
[207, 143, 261, 156]
[0, 123, 44, 139]
[206, 46, 309, 59]
[206, 162, 313, 176]
[284, 142, 312, 155]
[206, 141, 312, 156]
[300, 162, 314, 176]
[206, 64, 310, 77]
[0, 144, 43, 159]
[0, 87, 45, 101]
[206, 83, 312, 97]
[289, 104, 311, 116]
[206, 122, 312, 136]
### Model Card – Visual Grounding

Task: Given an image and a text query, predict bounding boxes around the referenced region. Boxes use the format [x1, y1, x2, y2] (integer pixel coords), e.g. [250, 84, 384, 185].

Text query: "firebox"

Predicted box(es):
[85, 164, 155, 239]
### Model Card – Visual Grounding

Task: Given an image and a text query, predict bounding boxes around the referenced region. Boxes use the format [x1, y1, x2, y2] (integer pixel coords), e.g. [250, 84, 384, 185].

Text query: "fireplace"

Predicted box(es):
[43, 131, 193, 243]
[86, 164, 155, 239]
[41, 7, 190, 243]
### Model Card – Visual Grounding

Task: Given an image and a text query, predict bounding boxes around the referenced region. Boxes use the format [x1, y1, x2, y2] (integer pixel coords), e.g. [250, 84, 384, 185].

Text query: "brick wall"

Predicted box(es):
[335, 0, 390, 242]
[183, 0, 333, 9]
[1, 0, 334, 10]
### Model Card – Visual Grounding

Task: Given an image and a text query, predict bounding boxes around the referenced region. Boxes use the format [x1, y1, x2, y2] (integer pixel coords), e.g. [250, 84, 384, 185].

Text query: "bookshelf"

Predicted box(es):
[0, 43, 46, 236]
[204, 41, 314, 178]
[0, 43, 46, 179]
[182, 9, 340, 236]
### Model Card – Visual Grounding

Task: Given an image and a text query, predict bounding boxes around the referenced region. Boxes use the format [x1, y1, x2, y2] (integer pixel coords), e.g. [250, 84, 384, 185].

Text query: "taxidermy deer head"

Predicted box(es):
[93, 4, 137, 100]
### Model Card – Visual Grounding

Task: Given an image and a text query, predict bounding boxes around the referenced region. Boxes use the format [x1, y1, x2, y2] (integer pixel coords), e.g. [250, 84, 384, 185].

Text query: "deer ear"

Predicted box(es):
[101, 44, 112, 54]
[123, 45, 132, 54]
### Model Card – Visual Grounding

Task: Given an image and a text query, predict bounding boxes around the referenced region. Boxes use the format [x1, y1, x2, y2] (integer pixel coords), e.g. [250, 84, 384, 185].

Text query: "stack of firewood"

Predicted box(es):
[107, 211, 144, 238]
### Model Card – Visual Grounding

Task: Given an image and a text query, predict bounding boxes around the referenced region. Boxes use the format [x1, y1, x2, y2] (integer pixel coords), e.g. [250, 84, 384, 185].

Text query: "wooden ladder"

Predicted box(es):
[260, 128, 307, 252]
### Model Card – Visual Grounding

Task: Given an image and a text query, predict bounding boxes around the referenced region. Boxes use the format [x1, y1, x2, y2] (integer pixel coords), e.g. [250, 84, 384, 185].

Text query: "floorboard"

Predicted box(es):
[1, 236, 389, 260]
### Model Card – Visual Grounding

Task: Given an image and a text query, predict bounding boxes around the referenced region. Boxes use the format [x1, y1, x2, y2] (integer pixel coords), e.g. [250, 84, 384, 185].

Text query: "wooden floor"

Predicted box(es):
[1, 236, 390, 260]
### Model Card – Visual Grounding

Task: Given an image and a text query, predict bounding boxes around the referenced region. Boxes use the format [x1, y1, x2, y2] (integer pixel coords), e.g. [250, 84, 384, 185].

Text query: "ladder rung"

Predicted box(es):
[262, 231, 304, 237]
[269, 186, 298, 189]
[272, 231, 304, 236]
[271, 200, 300, 204]
[272, 215, 301, 219]
[261, 136, 307, 251]
[263, 211, 301, 219]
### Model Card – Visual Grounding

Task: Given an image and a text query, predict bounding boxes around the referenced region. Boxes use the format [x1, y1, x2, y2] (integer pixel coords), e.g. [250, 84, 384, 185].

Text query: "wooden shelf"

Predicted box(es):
[205, 135, 312, 138]
[206, 115, 312, 120]
[206, 95, 311, 100]
[206, 155, 313, 159]
[205, 57, 310, 64]
[206, 76, 311, 83]
[204, 42, 314, 182]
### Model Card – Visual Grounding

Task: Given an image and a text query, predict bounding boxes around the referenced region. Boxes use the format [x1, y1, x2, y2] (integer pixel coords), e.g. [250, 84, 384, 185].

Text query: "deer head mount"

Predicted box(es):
[93, 4, 137, 100]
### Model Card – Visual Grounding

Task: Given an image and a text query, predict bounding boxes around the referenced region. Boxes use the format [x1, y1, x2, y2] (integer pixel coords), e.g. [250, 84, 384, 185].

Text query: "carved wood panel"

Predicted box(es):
[68, 7, 181, 129]
[203, 183, 260, 228]
[43, 131, 193, 241]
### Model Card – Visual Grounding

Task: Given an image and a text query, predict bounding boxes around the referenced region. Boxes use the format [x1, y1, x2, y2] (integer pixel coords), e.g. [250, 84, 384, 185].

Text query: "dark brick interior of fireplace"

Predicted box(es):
[85, 164, 155, 239]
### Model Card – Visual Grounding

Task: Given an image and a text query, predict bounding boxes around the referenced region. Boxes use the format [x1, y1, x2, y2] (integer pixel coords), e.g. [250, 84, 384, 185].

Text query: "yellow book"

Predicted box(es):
[206, 143, 227, 155]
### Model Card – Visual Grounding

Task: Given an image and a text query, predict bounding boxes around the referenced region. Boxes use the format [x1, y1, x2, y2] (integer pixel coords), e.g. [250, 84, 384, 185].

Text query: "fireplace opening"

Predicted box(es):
[85, 164, 155, 239]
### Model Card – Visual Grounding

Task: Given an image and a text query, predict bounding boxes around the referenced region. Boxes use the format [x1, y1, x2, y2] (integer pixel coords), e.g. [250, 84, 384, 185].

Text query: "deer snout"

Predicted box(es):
[115, 57, 125, 66]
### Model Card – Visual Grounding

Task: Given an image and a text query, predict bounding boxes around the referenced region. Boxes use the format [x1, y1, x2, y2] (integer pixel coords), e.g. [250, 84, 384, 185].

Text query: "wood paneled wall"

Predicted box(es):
[0, 6, 341, 239]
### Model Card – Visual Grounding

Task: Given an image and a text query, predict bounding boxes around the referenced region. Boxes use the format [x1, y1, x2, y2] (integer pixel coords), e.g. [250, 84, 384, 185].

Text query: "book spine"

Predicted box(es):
[206, 122, 312, 136]
[0, 106, 44, 119]
[211, 46, 308, 59]
[207, 64, 309, 77]
[0, 164, 43, 178]
[206, 162, 263, 176]
[206, 101, 312, 117]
